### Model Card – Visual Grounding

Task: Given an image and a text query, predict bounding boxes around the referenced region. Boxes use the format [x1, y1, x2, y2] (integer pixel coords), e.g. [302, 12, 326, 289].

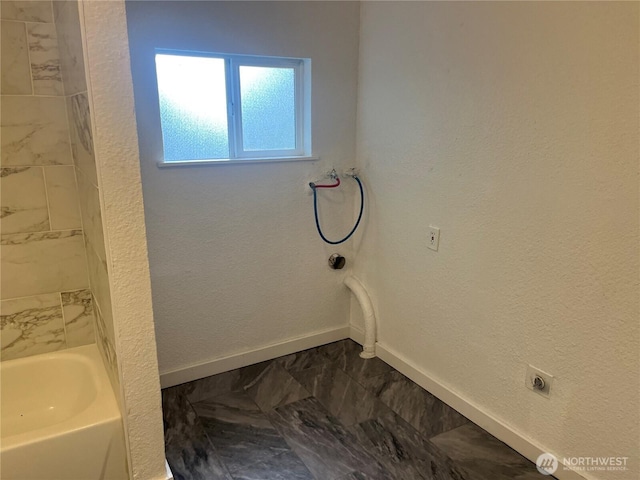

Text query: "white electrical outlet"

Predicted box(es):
[525, 365, 554, 398]
[428, 226, 440, 251]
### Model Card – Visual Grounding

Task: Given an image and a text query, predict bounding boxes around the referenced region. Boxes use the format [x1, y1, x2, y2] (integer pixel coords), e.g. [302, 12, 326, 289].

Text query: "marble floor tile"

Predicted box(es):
[230, 450, 314, 480]
[244, 362, 310, 411]
[363, 370, 469, 438]
[183, 361, 273, 404]
[268, 397, 393, 480]
[183, 370, 244, 404]
[61, 289, 95, 347]
[236, 360, 278, 390]
[162, 386, 190, 432]
[279, 345, 332, 371]
[182, 359, 298, 405]
[163, 342, 541, 480]
[0, 293, 65, 361]
[162, 387, 233, 480]
[322, 339, 393, 381]
[351, 411, 469, 480]
[291, 363, 389, 427]
[430, 423, 542, 480]
[193, 391, 292, 473]
[338, 473, 378, 480]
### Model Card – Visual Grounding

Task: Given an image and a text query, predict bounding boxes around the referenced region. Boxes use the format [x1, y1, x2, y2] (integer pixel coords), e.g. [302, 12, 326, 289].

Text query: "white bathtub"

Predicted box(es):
[0, 344, 128, 480]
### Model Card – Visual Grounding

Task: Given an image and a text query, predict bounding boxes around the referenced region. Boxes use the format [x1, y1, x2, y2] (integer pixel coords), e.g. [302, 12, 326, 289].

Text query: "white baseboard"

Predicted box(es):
[160, 326, 350, 388]
[371, 339, 589, 480]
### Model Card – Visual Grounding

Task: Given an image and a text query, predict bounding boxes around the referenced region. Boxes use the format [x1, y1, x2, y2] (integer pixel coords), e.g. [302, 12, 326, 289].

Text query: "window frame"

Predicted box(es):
[155, 49, 314, 166]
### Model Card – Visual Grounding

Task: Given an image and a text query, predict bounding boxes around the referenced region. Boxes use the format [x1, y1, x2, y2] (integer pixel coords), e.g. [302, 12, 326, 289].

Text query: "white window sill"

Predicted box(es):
[157, 155, 319, 168]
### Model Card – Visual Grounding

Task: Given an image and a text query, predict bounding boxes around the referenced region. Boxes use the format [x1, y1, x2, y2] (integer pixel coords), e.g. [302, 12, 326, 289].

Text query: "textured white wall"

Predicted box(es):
[126, 1, 361, 376]
[80, 1, 166, 479]
[354, 2, 639, 478]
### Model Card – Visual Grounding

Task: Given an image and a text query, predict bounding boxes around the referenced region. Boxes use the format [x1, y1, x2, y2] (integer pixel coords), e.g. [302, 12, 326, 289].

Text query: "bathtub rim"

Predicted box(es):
[0, 344, 121, 452]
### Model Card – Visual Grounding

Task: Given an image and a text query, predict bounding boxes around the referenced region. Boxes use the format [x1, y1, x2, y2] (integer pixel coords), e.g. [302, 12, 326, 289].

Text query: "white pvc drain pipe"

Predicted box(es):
[344, 275, 376, 358]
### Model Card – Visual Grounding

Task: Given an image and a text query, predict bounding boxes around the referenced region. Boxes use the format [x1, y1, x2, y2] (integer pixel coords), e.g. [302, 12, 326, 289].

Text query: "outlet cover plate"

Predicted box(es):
[428, 226, 440, 251]
[525, 365, 554, 398]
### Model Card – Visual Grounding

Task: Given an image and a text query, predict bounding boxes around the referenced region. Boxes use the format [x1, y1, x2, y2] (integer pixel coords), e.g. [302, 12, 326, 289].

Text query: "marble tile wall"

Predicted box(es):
[1, 0, 119, 411]
[0, 92, 71, 166]
[0, 0, 104, 363]
[1, 19, 32, 94]
[1, 230, 87, 298]
[1, 167, 50, 233]
[94, 298, 119, 391]
[52, 0, 86, 96]
[0, 293, 64, 361]
[51, 0, 120, 397]
[1, 1, 53, 23]
[61, 288, 96, 347]
[27, 22, 64, 95]
[0, 288, 95, 361]
[1, 2, 62, 96]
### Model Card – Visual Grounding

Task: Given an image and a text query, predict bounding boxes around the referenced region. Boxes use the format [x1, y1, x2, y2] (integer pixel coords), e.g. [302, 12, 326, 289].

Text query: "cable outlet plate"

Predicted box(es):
[525, 365, 554, 398]
[428, 226, 440, 251]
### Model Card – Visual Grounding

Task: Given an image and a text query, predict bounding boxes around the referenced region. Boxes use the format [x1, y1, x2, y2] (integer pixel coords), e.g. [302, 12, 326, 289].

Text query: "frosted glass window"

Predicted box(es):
[155, 54, 229, 161]
[154, 50, 310, 164]
[239, 66, 296, 151]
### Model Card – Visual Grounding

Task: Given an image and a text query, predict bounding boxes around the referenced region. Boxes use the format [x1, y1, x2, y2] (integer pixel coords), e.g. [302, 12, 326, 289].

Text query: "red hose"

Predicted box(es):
[313, 177, 341, 189]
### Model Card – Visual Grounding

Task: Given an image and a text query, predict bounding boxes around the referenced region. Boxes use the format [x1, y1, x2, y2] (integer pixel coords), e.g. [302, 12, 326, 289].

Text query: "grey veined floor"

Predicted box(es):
[162, 339, 548, 480]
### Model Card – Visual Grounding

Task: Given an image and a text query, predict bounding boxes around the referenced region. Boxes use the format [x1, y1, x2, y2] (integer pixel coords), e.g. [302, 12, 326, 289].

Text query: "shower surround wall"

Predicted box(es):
[0, 0, 119, 396]
[1, 0, 94, 360]
[53, 0, 120, 395]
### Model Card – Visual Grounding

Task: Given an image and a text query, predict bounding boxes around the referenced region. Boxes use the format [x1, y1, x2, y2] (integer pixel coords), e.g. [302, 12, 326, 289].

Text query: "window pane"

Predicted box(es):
[239, 66, 296, 151]
[156, 54, 229, 161]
